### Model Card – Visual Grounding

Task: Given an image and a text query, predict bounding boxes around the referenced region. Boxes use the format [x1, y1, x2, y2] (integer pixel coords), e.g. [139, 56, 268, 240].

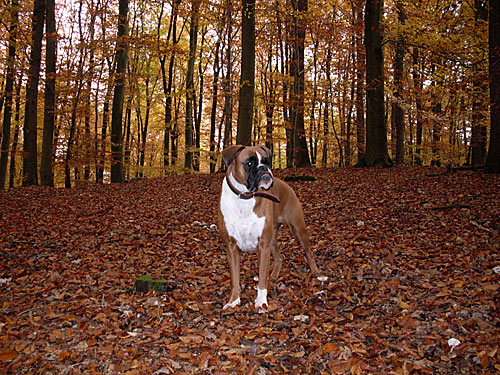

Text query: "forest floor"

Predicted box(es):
[0, 166, 499, 375]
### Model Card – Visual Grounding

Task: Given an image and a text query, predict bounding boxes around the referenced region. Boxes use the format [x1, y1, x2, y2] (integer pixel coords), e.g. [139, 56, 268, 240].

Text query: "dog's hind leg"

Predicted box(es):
[270, 226, 283, 280]
[290, 218, 319, 273]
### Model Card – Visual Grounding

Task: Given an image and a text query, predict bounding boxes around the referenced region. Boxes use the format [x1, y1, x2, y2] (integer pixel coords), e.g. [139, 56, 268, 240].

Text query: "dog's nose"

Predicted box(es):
[261, 174, 272, 183]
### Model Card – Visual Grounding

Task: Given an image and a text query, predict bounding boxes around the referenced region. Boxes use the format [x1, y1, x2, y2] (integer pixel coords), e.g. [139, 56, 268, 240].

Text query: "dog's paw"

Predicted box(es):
[223, 297, 240, 310]
[254, 288, 268, 313]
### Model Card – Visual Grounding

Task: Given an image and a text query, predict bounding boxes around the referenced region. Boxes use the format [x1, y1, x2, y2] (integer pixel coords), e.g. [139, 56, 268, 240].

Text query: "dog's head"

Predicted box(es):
[222, 145, 274, 192]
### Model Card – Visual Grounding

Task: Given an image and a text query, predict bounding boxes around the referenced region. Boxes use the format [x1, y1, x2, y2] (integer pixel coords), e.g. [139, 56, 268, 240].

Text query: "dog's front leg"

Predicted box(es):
[255, 240, 271, 312]
[223, 241, 241, 310]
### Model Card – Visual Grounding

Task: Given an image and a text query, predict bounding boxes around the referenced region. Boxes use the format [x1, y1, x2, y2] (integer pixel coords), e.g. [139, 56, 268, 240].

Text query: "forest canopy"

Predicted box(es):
[0, 0, 496, 187]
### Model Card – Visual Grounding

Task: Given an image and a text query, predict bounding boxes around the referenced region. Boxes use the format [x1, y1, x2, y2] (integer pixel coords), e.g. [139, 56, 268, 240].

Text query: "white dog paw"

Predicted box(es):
[254, 288, 268, 313]
[223, 297, 240, 310]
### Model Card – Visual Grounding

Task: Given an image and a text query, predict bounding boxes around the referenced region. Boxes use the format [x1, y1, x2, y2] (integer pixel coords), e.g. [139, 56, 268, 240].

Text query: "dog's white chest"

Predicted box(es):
[220, 177, 265, 252]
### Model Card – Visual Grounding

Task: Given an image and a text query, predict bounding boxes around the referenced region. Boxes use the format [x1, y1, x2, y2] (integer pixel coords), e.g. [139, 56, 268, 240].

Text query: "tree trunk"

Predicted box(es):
[278, 11, 292, 168]
[110, 0, 129, 183]
[484, 0, 500, 173]
[0, 0, 19, 188]
[22, 0, 45, 186]
[358, 0, 392, 167]
[221, 0, 233, 170]
[290, 0, 311, 168]
[354, 0, 365, 163]
[159, 0, 180, 169]
[9, 75, 22, 187]
[65, 85, 82, 188]
[471, 0, 488, 167]
[322, 48, 332, 166]
[209, 25, 222, 173]
[193, 29, 205, 171]
[430, 64, 441, 167]
[97, 61, 114, 183]
[184, 0, 199, 169]
[393, 0, 405, 165]
[236, 0, 255, 146]
[221, 0, 233, 152]
[413, 49, 423, 165]
[40, 0, 56, 186]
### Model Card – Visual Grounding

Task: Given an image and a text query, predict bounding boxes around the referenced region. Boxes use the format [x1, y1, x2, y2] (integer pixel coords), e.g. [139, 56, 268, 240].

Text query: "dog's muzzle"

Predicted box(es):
[258, 172, 273, 190]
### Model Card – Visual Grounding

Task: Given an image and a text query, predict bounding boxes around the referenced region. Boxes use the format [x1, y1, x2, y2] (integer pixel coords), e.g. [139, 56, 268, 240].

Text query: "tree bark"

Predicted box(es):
[40, 0, 56, 186]
[221, 0, 233, 169]
[193, 29, 205, 171]
[412, 49, 423, 165]
[9, 74, 22, 187]
[0, 0, 19, 188]
[354, 0, 365, 163]
[184, 0, 199, 169]
[209, 22, 222, 173]
[358, 0, 392, 167]
[236, 0, 255, 146]
[22, 0, 46, 186]
[470, 0, 488, 167]
[110, 0, 129, 183]
[159, 0, 181, 169]
[290, 0, 311, 167]
[393, 0, 405, 165]
[484, 0, 500, 173]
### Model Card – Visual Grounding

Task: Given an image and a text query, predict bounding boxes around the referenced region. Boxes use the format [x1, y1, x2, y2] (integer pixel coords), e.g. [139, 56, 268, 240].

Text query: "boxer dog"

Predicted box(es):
[218, 145, 319, 312]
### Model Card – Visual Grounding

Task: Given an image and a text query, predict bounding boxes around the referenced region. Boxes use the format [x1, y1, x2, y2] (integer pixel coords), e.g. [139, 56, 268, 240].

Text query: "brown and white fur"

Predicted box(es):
[218, 145, 319, 312]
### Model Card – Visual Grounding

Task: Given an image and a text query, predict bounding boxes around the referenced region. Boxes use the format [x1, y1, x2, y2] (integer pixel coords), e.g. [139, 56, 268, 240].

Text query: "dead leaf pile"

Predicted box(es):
[0, 167, 498, 374]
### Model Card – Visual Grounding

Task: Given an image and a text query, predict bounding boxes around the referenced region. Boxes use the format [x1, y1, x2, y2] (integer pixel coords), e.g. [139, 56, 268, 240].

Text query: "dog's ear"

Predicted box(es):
[259, 146, 272, 160]
[222, 145, 246, 167]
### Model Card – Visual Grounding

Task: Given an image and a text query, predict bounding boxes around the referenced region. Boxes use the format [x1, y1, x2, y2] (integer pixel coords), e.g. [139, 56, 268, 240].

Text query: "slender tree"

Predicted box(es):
[392, 0, 405, 164]
[412, 49, 423, 165]
[358, 0, 392, 167]
[209, 11, 223, 173]
[22, 0, 46, 186]
[9, 77, 22, 187]
[110, 0, 129, 183]
[485, 0, 500, 173]
[40, 0, 57, 186]
[184, 0, 199, 169]
[236, 0, 255, 146]
[470, 0, 488, 167]
[354, 0, 365, 163]
[0, 0, 19, 188]
[290, 0, 311, 167]
[222, 0, 234, 162]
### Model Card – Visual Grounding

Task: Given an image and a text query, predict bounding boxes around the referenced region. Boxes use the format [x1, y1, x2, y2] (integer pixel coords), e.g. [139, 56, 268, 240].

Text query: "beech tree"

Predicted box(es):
[184, 0, 199, 170]
[22, 0, 46, 186]
[40, 0, 57, 187]
[0, 0, 495, 185]
[358, 0, 392, 167]
[0, 0, 19, 188]
[485, 0, 500, 173]
[392, 0, 405, 165]
[236, 0, 255, 146]
[110, 0, 129, 183]
[290, 0, 311, 167]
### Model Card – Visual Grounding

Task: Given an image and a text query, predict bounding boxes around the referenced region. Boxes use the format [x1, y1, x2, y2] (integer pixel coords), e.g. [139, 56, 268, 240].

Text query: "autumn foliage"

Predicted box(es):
[0, 167, 499, 374]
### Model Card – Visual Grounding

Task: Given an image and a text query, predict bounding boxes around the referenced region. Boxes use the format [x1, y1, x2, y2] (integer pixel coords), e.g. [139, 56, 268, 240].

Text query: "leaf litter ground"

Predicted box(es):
[0, 167, 499, 374]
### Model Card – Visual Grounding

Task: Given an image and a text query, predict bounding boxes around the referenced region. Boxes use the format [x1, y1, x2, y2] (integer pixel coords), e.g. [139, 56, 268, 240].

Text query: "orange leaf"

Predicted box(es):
[322, 342, 339, 354]
[0, 349, 18, 361]
[60, 350, 70, 361]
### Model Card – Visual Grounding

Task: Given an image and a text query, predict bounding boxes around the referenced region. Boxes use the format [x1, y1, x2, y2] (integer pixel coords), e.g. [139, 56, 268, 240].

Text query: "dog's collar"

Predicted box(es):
[225, 166, 280, 203]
